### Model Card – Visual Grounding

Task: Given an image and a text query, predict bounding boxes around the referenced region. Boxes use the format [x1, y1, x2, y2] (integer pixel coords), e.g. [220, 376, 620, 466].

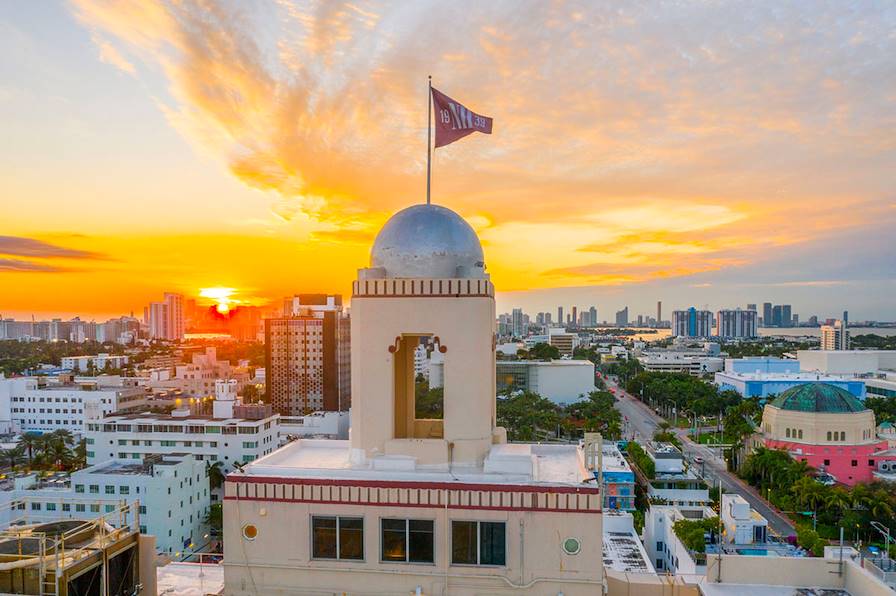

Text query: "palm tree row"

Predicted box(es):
[741, 447, 896, 547]
[3, 430, 86, 472]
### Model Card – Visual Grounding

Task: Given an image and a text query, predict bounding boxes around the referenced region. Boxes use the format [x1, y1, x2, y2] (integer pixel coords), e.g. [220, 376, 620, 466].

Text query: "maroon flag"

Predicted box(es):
[431, 87, 493, 148]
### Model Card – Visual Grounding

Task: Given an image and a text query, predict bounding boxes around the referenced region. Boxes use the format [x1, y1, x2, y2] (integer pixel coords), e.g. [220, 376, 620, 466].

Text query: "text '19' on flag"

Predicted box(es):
[431, 87, 493, 148]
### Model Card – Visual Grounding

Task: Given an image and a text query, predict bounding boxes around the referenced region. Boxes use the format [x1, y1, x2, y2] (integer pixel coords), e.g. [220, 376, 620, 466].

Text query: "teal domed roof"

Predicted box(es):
[769, 383, 866, 413]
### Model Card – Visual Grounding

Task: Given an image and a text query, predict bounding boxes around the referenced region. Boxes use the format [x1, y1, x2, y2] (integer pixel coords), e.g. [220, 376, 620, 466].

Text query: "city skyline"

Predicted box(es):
[3, 2, 895, 320]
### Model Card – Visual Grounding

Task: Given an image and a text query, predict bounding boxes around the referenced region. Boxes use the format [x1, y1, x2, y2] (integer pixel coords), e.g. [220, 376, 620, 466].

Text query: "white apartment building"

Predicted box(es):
[0, 454, 209, 554]
[821, 320, 850, 350]
[0, 374, 146, 435]
[61, 353, 129, 372]
[644, 504, 717, 574]
[645, 442, 710, 506]
[85, 381, 279, 500]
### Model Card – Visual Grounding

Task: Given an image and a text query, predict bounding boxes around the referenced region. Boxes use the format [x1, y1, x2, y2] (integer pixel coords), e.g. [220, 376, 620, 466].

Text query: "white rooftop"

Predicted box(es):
[602, 511, 655, 573]
[234, 439, 590, 486]
[156, 562, 224, 595]
[601, 443, 633, 473]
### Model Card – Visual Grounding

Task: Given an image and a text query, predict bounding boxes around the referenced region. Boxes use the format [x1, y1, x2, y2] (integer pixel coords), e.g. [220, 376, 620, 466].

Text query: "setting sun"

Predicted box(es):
[199, 287, 236, 315]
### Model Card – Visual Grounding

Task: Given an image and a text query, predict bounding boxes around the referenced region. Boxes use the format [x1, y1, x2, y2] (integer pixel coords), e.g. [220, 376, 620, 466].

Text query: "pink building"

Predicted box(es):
[760, 383, 888, 485]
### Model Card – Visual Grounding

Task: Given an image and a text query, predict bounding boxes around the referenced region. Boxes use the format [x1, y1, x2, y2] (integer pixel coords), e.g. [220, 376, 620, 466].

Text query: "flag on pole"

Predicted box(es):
[431, 87, 493, 148]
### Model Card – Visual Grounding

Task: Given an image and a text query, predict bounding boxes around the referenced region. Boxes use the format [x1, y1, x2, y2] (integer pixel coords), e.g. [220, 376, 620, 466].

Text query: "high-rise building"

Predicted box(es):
[657, 301, 662, 325]
[557, 306, 563, 326]
[615, 307, 628, 327]
[716, 308, 758, 338]
[164, 292, 185, 340]
[746, 304, 757, 311]
[571, 306, 578, 328]
[511, 308, 525, 337]
[781, 305, 792, 328]
[762, 302, 773, 327]
[265, 294, 351, 415]
[544, 312, 552, 325]
[672, 307, 713, 337]
[535, 312, 545, 326]
[808, 315, 818, 326]
[843, 310, 849, 327]
[821, 320, 850, 350]
[589, 306, 597, 327]
[148, 302, 168, 339]
[771, 305, 783, 327]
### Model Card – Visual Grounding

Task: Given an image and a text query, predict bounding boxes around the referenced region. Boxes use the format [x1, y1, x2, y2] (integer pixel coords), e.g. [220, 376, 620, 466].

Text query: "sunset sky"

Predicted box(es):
[2, 1, 894, 321]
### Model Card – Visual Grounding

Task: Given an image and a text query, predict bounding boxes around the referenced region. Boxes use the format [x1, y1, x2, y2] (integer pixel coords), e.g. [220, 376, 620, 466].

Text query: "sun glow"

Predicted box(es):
[199, 287, 236, 314]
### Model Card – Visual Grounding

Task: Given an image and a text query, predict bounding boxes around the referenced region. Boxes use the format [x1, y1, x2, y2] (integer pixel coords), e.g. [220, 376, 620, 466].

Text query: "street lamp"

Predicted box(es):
[870, 521, 892, 565]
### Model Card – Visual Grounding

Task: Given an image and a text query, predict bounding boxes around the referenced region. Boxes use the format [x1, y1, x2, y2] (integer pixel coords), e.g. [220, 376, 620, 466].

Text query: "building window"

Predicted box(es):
[76, 504, 85, 512]
[381, 519, 434, 563]
[89, 485, 99, 494]
[786, 428, 791, 438]
[75, 484, 84, 493]
[311, 516, 364, 560]
[119, 486, 129, 495]
[851, 460, 858, 467]
[797, 429, 803, 439]
[62, 504, 70, 512]
[105, 485, 115, 494]
[451, 521, 505, 566]
[824, 459, 831, 466]
[869, 459, 875, 467]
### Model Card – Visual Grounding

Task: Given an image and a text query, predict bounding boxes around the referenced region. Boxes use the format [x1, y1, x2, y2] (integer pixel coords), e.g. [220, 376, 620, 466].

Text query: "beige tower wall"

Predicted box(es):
[350, 290, 497, 465]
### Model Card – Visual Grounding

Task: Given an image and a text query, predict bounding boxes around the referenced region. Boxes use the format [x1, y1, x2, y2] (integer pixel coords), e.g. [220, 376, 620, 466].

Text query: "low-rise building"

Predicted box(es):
[759, 383, 891, 485]
[600, 442, 636, 511]
[645, 443, 710, 506]
[638, 353, 724, 376]
[714, 370, 866, 399]
[0, 374, 146, 435]
[725, 357, 799, 375]
[644, 504, 717, 575]
[495, 359, 596, 403]
[0, 454, 208, 555]
[797, 350, 896, 375]
[720, 493, 767, 544]
[61, 353, 129, 372]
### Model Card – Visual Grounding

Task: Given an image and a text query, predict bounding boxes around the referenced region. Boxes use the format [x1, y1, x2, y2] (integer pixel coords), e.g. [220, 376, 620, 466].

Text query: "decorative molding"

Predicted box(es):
[387, 336, 401, 353]
[433, 336, 448, 354]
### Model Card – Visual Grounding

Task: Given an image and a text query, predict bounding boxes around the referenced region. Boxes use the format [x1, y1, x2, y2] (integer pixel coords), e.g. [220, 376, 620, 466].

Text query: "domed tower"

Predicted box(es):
[350, 204, 503, 467]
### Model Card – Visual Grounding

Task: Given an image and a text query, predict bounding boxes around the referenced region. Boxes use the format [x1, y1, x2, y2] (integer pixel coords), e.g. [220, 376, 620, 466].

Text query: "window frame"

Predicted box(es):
[310, 515, 364, 562]
[450, 520, 506, 567]
[379, 518, 435, 565]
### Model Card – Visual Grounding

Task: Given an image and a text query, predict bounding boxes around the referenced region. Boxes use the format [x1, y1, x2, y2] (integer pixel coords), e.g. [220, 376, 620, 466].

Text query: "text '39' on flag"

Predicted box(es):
[431, 87, 493, 148]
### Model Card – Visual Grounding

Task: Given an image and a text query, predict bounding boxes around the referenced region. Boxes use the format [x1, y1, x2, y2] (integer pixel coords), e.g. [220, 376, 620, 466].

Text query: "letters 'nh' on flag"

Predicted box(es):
[431, 87, 493, 148]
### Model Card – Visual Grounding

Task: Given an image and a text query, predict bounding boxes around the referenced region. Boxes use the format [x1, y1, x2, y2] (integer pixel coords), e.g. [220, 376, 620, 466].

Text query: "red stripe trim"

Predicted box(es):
[223, 495, 600, 514]
[225, 475, 599, 495]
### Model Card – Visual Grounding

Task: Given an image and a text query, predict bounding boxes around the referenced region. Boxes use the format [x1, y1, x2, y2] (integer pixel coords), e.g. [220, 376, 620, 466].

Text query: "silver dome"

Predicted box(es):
[370, 204, 485, 279]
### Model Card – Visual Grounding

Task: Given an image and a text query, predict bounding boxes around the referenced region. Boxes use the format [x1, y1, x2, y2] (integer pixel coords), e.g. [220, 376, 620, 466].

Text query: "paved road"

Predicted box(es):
[608, 377, 796, 537]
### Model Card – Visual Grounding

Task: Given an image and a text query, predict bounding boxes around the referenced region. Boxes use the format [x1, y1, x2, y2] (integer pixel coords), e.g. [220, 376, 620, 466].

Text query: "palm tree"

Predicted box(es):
[1, 447, 23, 472]
[825, 487, 852, 515]
[17, 432, 43, 466]
[45, 440, 71, 471]
[206, 461, 226, 491]
[50, 429, 74, 446]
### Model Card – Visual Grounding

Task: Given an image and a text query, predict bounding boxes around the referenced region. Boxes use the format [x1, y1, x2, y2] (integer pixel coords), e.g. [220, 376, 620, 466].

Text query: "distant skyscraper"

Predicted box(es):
[557, 306, 563, 327]
[716, 308, 758, 338]
[535, 312, 545, 326]
[843, 311, 849, 327]
[673, 307, 713, 337]
[821, 320, 850, 350]
[266, 294, 350, 414]
[589, 306, 597, 327]
[544, 312, 552, 325]
[164, 292, 185, 340]
[772, 305, 783, 327]
[762, 302, 773, 327]
[511, 308, 525, 337]
[657, 301, 662, 325]
[148, 302, 168, 339]
[571, 306, 578, 328]
[615, 307, 628, 327]
[746, 303, 757, 311]
[782, 305, 792, 328]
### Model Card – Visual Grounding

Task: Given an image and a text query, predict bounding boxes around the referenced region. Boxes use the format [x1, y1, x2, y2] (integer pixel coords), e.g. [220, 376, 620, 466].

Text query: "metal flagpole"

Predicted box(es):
[426, 75, 432, 205]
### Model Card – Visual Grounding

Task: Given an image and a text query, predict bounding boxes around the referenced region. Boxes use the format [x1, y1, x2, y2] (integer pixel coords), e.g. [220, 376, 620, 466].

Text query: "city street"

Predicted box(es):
[608, 377, 797, 537]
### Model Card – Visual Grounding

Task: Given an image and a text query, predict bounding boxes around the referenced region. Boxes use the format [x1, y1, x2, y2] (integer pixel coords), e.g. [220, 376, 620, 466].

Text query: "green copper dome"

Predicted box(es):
[769, 383, 866, 413]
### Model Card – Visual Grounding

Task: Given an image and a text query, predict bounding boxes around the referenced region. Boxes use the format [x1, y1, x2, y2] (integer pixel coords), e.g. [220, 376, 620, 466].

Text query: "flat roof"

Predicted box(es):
[157, 562, 224, 595]
[97, 413, 274, 425]
[233, 440, 591, 486]
[700, 585, 849, 596]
